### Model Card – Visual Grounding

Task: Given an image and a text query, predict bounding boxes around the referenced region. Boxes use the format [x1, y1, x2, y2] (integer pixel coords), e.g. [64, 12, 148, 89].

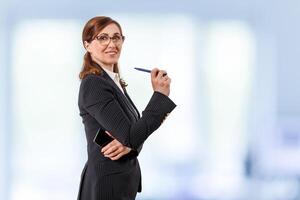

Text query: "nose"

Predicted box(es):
[107, 38, 117, 48]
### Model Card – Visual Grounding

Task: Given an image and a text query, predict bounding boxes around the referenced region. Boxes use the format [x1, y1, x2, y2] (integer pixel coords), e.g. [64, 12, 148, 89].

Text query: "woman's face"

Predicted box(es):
[85, 23, 123, 67]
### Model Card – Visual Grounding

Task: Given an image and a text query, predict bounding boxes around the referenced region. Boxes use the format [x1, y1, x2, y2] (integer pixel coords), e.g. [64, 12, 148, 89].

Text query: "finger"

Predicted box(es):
[103, 146, 119, 156]
[108, 147, 131, 160]
[101, 139, 117, 153]
[104, 144, 123, 155]
[157, 70, 167, 79]
[163, 75, 169, 81]
[105, 148, 123, 157]
[103, 140, 123, 155]
[110, 152, 125, 161]
[164, 78, 171, 86]
[106, 145, 130, 157]
[151, 68, 159, 79]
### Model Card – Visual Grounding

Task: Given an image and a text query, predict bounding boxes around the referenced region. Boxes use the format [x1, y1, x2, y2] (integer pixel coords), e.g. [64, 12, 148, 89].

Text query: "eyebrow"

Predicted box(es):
[97, 33, 121, 36]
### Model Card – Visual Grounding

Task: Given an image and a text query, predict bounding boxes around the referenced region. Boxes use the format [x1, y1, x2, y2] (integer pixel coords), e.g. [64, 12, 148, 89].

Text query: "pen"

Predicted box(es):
[134, 67, 167, 76]
[134, 67, 151, 73]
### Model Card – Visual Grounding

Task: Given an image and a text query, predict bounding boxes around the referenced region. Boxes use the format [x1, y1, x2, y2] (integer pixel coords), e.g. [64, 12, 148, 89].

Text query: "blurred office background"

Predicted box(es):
[1, 0, 300, 199]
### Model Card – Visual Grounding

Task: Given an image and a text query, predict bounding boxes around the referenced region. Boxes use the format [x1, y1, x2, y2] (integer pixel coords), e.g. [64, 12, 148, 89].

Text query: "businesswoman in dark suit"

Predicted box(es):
[77, 16, 176, 200]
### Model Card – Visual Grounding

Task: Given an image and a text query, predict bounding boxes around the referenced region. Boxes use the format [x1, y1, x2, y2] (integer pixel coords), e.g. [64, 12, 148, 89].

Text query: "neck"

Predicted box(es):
[102, 64, 114, 72]
[93, 58, 114, 72]
[100, 62, 114, 72]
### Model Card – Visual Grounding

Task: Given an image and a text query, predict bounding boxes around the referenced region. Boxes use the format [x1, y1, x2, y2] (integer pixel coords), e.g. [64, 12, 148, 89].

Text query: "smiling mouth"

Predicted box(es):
[105, 51, 118, 55]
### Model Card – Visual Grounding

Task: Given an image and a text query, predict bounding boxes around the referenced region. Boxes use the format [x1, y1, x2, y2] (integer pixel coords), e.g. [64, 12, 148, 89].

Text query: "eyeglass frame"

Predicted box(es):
[94, 34, 125, 46]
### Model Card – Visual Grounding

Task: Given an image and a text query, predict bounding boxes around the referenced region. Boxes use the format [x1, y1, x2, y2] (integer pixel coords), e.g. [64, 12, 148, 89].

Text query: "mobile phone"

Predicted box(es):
[93, 128, 113, 147]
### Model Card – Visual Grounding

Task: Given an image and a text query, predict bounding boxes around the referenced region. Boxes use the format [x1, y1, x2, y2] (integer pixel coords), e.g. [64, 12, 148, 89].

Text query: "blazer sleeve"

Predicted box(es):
[81, 75, 176, 150]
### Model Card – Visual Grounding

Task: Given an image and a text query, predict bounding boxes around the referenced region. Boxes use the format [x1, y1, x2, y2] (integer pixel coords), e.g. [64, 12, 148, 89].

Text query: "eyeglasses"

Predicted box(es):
[95, 34, 125, 46]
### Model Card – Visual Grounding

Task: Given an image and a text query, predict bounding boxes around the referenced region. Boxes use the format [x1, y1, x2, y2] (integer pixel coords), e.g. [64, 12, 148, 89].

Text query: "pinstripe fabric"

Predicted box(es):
[77, 70, 176, 200]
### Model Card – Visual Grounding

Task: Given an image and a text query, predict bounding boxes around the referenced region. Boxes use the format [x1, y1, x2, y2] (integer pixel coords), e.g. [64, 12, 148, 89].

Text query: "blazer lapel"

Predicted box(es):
[101, 71, 140, 121]
[124, 89, 140, 119]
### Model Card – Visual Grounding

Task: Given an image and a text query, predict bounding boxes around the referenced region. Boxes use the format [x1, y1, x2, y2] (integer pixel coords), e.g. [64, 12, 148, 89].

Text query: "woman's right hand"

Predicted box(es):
[151, 68, 171, 96]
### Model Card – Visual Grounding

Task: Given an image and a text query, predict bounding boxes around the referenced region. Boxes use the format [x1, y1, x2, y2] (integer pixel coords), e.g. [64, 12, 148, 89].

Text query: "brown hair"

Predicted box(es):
[79, 16, 127, 88]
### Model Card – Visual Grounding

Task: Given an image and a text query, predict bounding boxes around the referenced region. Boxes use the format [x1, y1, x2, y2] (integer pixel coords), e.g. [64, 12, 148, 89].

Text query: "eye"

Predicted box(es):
[97, 35, 109, 41]
[112, 35, 121, 41]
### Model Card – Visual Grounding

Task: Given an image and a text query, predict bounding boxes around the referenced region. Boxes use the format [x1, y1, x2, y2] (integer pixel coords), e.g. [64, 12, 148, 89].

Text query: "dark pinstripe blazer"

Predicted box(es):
[77, 69, 176, 200]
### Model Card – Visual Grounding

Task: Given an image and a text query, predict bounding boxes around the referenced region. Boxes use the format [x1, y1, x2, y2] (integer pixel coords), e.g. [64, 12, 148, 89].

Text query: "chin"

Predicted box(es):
[105, 59, 119, 65]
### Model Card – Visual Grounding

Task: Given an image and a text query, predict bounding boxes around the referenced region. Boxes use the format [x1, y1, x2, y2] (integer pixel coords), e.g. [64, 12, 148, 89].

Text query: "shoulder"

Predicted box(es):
[79, 74, 114, 98]
[80, 74, 111, 91]
[79, 74, 115, 106]
[81, 74, 107, 85]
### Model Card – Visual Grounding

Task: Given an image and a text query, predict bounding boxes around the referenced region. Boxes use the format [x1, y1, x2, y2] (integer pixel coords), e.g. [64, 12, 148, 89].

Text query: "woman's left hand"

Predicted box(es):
[101, 131, 132, 160]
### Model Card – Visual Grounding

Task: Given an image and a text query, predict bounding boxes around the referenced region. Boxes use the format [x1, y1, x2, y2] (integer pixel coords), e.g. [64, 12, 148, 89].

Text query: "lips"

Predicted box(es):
[105, 51, 118, 55]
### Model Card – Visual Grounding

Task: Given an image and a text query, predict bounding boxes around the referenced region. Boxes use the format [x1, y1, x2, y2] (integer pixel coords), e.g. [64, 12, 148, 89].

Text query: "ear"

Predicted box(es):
[84, 41, 91, 51]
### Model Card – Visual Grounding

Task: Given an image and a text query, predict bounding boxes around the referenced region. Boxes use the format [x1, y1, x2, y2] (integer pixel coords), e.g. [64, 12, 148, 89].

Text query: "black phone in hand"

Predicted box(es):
[93, 128, 113, 147]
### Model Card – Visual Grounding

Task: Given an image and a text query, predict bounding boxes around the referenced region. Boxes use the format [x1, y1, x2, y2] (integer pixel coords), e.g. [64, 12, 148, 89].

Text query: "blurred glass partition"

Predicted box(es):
[195, 21, 255, 199]
[11, 20, 84, 200]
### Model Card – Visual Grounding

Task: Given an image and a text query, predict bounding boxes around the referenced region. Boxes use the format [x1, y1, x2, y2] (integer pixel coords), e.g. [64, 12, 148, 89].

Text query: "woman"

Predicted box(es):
[77, 16, 176, 200]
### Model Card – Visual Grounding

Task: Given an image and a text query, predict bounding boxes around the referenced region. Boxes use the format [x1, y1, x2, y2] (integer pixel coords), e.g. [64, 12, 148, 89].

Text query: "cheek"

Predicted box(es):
[117, 45, 122, 52]
[90, 45, 105, 58]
